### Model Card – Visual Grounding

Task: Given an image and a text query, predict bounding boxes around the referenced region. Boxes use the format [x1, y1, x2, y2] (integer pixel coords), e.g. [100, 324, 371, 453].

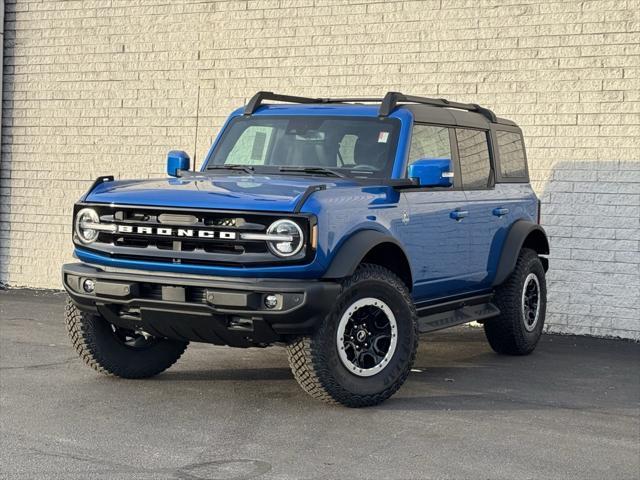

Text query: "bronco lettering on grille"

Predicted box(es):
[116, 224, 237, 240]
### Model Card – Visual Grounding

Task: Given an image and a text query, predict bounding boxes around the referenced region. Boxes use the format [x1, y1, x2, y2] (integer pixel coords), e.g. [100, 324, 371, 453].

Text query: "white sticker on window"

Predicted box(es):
[378, 131, 389, 143]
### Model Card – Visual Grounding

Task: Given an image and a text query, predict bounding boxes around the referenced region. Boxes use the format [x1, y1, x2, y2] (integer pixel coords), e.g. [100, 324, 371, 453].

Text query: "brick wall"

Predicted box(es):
[1, 0, 638, 339]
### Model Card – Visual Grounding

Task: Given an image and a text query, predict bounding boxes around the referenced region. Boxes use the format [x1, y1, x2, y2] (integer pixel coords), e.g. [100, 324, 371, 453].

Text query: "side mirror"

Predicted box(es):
[408, 158, 453, 188]
[167, 150, 190, 177]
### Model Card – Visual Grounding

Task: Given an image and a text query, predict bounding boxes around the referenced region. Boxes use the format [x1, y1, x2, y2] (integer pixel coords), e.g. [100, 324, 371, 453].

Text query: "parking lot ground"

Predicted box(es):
[1, 288, 639, 480]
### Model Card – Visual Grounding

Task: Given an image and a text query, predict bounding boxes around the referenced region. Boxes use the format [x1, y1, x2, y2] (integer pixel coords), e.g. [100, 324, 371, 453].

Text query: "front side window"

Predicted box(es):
[408, 125, 452, 166]
[456, 128, 491, 190]
[207, 116, 400, 178]
[496, 131, 527, 179]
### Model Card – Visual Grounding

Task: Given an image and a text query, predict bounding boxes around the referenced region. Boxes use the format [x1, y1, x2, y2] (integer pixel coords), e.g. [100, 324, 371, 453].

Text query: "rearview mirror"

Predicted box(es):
[408, 158, 453, 188]
[167, 150, 190, 177]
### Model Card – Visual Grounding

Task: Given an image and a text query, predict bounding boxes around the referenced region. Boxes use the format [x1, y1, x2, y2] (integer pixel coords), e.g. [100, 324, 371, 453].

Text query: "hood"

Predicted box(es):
[85, 174, 360, 212]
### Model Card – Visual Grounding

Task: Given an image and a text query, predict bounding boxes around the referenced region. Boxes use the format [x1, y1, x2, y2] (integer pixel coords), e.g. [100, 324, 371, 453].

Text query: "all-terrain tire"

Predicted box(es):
[484, 248, 547, 355]
[65, 298, 188, 378]
[286, 264, 419, 407]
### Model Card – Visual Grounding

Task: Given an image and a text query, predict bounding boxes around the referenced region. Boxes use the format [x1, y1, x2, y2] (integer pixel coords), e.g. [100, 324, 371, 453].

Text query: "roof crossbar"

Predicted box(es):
[244, 92, 322, 115]
[244, 91, 385, 115]
[379, 92, 497, 122]
[243, 90, 497, 122]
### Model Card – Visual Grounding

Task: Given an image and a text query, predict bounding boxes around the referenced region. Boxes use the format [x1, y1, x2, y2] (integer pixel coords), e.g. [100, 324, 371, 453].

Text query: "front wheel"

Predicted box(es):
[287, 264, 418, 407]
[65, 299, 188, 378]
[484, 248, 547, 355]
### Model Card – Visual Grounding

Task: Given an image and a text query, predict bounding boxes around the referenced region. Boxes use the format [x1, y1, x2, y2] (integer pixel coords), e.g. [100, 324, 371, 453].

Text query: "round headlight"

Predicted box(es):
[267, 219, 304, 257]
[75, 208, 100, 244]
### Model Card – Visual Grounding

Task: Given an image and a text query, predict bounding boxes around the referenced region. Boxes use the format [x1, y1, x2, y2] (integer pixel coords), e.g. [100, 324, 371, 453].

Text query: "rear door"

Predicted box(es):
[456, 127, 510, 288]
[398, 124, 470, 301]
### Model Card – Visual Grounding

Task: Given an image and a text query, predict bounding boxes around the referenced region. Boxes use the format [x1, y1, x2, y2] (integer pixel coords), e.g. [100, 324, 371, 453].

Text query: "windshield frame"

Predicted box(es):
[203, 115, 402, 179]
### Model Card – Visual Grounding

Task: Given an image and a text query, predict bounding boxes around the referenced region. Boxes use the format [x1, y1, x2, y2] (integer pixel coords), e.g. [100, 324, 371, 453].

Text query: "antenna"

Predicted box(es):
[192, 85, 201, 170]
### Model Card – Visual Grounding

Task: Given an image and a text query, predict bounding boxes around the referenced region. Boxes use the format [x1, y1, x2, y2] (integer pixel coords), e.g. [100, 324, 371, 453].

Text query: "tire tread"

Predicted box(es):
[485, 248, 546, 355]
[286, 264, 418, 407]
[65, 299, 187, 379]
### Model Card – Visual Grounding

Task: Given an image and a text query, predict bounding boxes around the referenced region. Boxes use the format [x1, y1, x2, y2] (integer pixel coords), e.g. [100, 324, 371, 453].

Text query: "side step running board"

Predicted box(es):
[417, 299, 500, 334]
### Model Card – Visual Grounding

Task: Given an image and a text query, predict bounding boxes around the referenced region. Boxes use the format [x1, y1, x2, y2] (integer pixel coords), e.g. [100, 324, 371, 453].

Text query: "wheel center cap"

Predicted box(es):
[356, 330, 367, 342]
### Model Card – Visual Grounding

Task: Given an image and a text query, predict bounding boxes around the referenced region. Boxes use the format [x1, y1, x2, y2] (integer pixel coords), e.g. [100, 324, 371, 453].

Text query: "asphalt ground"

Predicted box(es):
[1, 288, 639, 480]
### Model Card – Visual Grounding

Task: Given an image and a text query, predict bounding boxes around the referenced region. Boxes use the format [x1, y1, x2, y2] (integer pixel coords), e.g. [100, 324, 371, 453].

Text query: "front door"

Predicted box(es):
[396, 124, 471, 302]
[402, 189, 470, 301]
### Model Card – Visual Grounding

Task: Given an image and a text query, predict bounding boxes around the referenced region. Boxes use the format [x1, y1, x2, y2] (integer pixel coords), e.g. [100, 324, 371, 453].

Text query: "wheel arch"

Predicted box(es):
[322, 230, 413, 290]
[493, 220, 549, 287]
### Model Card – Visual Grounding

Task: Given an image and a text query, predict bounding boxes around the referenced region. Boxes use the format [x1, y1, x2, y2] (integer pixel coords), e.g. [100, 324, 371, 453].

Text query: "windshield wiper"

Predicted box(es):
[278, 166, 346, 178]
[207, 165, 255, 174]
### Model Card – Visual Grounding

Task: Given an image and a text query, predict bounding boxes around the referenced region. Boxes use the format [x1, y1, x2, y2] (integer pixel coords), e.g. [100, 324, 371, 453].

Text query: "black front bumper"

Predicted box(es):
[62, 263, 340, 347]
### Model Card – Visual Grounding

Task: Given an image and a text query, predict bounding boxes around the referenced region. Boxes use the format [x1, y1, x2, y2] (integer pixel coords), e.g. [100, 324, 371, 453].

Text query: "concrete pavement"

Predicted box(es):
[1, 289, 638, 479]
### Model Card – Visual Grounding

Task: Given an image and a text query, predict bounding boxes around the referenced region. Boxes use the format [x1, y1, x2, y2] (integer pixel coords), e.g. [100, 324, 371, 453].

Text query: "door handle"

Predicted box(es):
[492, 207, 509, 217]
[450, 209, 468, 221]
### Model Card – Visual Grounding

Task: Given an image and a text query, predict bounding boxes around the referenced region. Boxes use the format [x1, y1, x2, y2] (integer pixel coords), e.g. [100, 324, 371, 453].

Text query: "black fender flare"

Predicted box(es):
[493, 220, 550, 287]
[322, 230, 411, 281]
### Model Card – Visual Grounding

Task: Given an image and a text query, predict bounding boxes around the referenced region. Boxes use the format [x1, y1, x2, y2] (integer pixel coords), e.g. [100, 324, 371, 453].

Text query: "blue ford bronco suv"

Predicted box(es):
[63, 92, 549, 407]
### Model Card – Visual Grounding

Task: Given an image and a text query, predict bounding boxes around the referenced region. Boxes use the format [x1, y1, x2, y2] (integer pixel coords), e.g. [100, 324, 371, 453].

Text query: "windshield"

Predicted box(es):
[206, 116, 400, 178]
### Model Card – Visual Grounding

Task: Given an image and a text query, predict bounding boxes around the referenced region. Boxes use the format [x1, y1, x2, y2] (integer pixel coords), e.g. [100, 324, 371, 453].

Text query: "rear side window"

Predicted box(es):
[496, 131, 527, 179]
[455, 128, 491, 190]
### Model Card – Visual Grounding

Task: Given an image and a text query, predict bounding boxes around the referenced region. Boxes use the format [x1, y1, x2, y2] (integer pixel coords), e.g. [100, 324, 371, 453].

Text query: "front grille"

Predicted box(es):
[74, 203, 314, 266]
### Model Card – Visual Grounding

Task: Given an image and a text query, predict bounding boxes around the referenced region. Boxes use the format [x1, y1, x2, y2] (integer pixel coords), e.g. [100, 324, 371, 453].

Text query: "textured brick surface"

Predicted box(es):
[1, 0, 638, 339]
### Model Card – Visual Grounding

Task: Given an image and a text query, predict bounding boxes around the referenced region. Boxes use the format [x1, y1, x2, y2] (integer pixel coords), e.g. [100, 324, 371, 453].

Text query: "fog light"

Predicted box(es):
[264, 294, 278, 309]
[82, 279, 95, 293]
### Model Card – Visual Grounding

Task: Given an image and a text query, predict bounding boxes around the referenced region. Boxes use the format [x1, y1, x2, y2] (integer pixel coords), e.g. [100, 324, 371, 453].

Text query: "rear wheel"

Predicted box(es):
[287, 264, 418, 407]
[484, 248, 547, 355]
[65, 299, 188, 378]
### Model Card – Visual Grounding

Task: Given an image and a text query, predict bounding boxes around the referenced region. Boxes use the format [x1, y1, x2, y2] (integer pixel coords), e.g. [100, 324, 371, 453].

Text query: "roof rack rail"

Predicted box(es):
[243, 90, 497, 122]
[379, 92, 497, 122]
